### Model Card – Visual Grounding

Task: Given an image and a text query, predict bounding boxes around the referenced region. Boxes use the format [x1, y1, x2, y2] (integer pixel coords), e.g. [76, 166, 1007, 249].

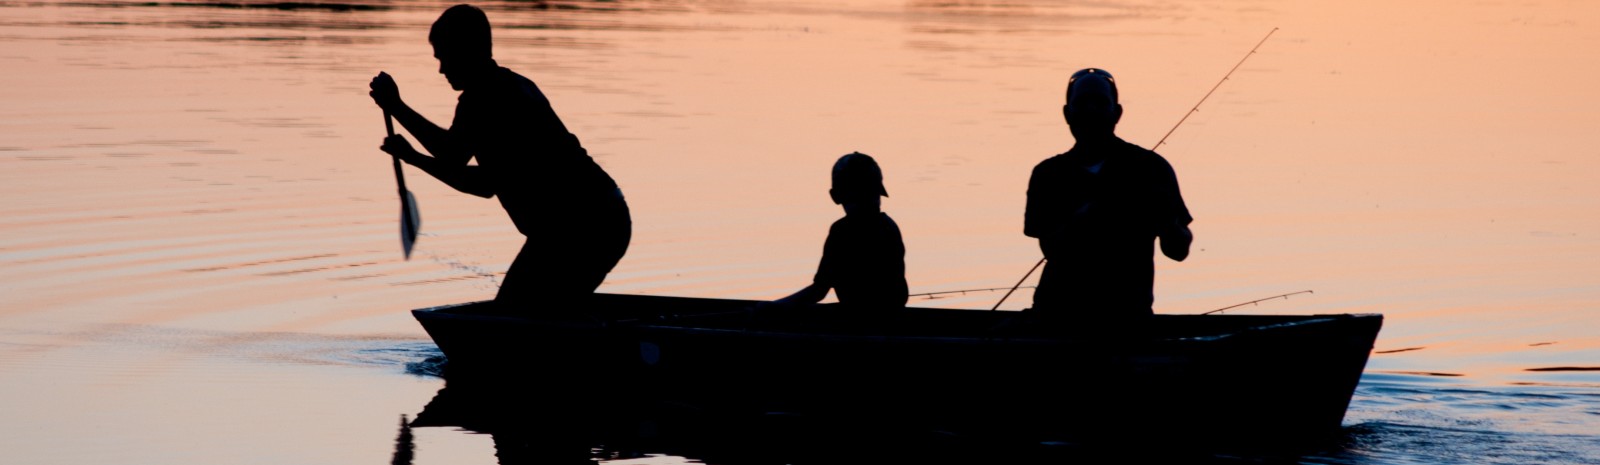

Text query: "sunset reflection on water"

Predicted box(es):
[1, 0, 1597, 463]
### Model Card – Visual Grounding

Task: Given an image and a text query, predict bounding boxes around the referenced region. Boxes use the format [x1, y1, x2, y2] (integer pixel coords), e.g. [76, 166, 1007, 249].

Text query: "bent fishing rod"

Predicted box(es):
[921, 286, 1311, 315]
[988, 27, 1279, 311]
[910, 286, 1036, 299]
[1200, 289, 1312, 315]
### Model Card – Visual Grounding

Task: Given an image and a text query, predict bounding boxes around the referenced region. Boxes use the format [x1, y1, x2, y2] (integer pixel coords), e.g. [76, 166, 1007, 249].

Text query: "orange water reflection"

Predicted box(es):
[3, 0, 1597, 371]
[1, 0, 1598, 461]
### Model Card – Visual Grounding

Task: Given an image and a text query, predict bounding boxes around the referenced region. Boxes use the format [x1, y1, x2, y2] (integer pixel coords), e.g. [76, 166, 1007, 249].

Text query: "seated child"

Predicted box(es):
[775, 152, 909, 309]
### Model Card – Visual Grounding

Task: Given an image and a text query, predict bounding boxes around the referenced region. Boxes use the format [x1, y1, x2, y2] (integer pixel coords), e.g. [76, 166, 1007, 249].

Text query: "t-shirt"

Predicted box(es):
[449, 66, 623, 238]
[814, 212, 909, 309]
[1024, 137, 1191, 311]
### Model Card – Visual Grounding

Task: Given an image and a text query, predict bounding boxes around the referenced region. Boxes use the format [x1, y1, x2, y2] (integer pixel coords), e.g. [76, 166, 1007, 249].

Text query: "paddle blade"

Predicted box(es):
[400, 190, 421, 260]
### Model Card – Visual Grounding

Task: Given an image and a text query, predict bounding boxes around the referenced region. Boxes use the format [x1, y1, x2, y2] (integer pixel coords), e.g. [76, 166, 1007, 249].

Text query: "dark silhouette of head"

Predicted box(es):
[1062, 68, 1122, 143]
[829, 152, 888, 211]
[430, 4, 494, 90]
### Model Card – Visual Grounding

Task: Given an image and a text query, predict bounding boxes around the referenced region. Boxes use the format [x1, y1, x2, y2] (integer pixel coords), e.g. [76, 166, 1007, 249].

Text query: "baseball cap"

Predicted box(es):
[1066, 67, 1118, 105]
[831, 152, 889, 198]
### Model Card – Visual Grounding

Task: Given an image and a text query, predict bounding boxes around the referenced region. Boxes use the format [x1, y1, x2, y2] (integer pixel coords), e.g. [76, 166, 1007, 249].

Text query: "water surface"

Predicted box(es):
[2, 0, 1598, 463]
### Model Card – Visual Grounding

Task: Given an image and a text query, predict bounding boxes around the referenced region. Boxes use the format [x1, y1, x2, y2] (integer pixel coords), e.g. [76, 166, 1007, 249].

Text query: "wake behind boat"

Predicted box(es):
[412, 293, 1381, 446]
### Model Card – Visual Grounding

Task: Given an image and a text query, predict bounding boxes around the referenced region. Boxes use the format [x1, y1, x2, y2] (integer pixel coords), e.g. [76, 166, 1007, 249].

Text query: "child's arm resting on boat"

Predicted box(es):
[774, 283, 829, 306]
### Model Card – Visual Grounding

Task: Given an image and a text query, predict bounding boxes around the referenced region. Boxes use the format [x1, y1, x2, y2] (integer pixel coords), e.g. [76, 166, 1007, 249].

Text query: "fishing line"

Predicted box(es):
[424, 249, 502, 290]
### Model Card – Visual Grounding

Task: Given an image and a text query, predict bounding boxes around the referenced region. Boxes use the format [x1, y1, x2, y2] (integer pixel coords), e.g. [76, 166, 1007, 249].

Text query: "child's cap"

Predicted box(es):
[832, 152, 889, 198]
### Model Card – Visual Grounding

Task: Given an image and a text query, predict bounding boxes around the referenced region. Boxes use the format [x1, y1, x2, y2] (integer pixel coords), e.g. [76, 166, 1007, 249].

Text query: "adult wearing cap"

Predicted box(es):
[1024, 68, 1192, 323]
[368, 4, 630, 311]
[776, 152, 909, 309]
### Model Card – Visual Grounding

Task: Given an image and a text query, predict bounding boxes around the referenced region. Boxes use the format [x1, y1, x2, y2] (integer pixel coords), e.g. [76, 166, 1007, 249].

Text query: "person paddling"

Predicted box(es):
[1023, 68, 1192, 325]
[369, 4, 630, 312]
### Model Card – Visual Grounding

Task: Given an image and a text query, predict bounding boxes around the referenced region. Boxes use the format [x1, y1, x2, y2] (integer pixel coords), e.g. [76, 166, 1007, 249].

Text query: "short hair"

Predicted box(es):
[430, 4, 492, 59]
[1065, 68, 1118, 106]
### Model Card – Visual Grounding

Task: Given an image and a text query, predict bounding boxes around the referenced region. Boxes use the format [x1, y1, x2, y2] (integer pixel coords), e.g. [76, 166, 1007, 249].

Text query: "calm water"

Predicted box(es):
[2, 0, 1598, 463]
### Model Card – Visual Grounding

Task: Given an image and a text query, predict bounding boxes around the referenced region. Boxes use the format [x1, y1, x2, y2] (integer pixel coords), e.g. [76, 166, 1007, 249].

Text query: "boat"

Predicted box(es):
[412, 293, 1382, 446]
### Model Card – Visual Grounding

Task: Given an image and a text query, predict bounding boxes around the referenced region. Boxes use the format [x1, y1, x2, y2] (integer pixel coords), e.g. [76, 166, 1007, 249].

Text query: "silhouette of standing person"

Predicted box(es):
[1024, 68, 1192, 323]
[369, 4, 630, 312]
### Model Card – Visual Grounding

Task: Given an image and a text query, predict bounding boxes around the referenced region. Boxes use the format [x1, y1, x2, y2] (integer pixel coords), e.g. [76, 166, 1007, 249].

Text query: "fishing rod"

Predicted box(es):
[1201, 290, 1312, 315]
[990, 258, 1044, 311]
[1153, 27, 1278, 152]
[989, 27, 1279, 311]
[910, 286, 1036, 299]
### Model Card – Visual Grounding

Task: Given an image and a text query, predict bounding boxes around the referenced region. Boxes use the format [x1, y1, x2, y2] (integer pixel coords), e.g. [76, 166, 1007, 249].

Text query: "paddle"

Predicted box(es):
[386, 112, 421, 259]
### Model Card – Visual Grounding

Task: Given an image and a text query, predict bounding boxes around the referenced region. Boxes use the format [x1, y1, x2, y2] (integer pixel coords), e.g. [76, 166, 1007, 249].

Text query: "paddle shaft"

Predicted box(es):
[385, 110, 420, 260]
[991, 28, 1278, 311]
[386, 113, 407, 192]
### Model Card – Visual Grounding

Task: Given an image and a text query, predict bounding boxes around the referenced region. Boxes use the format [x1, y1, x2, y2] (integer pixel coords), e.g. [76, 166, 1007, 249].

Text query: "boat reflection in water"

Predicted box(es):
[397, 293, 1384, 463]
[397, 372, 1384, 465]
[402, 377, 607, 464]
[399, 373, 1017, 465]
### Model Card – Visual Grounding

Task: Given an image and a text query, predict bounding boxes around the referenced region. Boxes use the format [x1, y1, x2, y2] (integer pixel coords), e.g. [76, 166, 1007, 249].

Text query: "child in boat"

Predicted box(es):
[775, 152, 909, 309]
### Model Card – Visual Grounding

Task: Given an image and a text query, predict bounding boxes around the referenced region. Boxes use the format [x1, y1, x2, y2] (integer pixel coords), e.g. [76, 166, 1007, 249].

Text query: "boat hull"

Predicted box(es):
[413, 293, 1381, 445]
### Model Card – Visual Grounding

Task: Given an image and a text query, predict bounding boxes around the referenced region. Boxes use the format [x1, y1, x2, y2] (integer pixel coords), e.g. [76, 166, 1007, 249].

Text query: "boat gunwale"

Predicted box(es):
[411, 296, 1381, 346]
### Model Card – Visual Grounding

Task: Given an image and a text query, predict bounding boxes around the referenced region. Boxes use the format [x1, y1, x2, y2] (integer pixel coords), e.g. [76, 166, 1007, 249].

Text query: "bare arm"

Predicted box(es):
[380, 135, 495, 198]
[387, 104, 461, 163]
[370, 72, 491, 197]
[370, 72, 472, 165]
[774, 227, 843, 306]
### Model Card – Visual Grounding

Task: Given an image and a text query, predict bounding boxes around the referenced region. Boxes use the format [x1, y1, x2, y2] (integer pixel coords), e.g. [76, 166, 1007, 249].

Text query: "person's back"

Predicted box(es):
[1024, 68, 1192, 321]
[1027, 139, 1187, 315]
[776, 152, 908, 310]
[818, 210, 908, 309]
[452, 67, 624, 237]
